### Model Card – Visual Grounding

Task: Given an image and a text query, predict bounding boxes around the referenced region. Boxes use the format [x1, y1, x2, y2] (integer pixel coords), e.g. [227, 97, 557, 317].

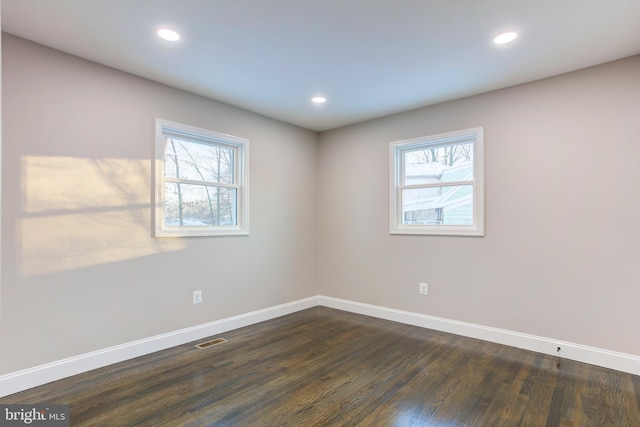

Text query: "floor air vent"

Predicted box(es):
[196, 338, 227, 349]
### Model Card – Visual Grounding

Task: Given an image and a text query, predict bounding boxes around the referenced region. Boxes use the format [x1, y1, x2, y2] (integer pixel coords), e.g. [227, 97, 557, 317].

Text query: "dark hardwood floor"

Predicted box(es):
[2, 307, 639, 426]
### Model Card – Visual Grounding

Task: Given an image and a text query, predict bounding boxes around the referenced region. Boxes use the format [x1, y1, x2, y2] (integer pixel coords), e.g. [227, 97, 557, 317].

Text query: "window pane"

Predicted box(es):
[164, 183, 237, 227]
[164, 138, 234, 184]
[402, 185, 473, 225]
[403, 142, 474, 185]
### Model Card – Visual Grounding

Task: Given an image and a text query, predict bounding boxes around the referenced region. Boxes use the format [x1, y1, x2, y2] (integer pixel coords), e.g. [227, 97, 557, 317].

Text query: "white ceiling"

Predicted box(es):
[3, 0, 640, 131]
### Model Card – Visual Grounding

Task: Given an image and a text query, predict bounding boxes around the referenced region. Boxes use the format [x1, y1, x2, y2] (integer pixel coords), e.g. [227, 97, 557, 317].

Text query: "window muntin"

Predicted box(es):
[155, 119, 249, 237]
[390, 128, 484, 236]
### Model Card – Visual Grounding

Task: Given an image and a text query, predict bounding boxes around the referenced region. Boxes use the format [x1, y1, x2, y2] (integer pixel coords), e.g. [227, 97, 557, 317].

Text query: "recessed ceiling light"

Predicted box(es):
[494, 32, 518, 44]
[312, 96, 327, 104]
[158, 29, 180, 42]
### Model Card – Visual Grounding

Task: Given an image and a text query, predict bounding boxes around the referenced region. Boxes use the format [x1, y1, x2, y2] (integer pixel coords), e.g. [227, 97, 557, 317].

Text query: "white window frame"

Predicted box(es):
[389, 127, 484, 236]
[154, 119, 249, 237]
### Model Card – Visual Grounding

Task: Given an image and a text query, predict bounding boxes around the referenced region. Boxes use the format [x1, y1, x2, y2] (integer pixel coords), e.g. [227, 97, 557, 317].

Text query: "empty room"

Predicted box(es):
[1, 1, 640, 425]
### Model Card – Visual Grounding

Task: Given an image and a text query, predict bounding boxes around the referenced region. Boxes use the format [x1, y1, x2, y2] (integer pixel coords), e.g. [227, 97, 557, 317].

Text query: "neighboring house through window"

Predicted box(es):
[390, 127, 484, 236]
[154, 119, 249, 237]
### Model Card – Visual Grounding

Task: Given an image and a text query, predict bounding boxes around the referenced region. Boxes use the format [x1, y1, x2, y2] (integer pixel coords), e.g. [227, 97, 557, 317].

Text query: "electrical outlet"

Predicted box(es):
[193, 290, 202, 304]
[419, 282, 428, 295]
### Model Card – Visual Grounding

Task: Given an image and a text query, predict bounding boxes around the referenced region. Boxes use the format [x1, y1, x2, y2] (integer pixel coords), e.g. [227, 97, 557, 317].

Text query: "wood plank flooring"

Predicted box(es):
[2, 307, 639, 426]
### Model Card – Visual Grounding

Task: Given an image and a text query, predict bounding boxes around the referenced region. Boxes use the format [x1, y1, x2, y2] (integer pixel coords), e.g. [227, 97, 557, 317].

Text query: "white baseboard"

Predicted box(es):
[317, 296, 640, 376]
[3, 294, 639, 398]
[0, 296, 319, 398]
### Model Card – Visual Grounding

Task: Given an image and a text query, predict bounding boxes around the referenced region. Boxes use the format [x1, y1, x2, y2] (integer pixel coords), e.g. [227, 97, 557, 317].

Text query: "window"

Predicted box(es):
[154, 119, 249, 237]
[390, 127, 484, 236]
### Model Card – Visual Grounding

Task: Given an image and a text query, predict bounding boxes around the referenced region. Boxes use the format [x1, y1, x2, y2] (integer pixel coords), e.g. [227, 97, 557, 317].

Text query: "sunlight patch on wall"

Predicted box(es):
[19, 156, 185, 277]
[23, 156, 149, 213]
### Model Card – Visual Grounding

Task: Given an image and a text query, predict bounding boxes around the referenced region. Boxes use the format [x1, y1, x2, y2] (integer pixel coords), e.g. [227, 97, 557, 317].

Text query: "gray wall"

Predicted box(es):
[1, 34, 318, 374]
[2, 32, 640, 376]
[317, 55, 640, 356]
